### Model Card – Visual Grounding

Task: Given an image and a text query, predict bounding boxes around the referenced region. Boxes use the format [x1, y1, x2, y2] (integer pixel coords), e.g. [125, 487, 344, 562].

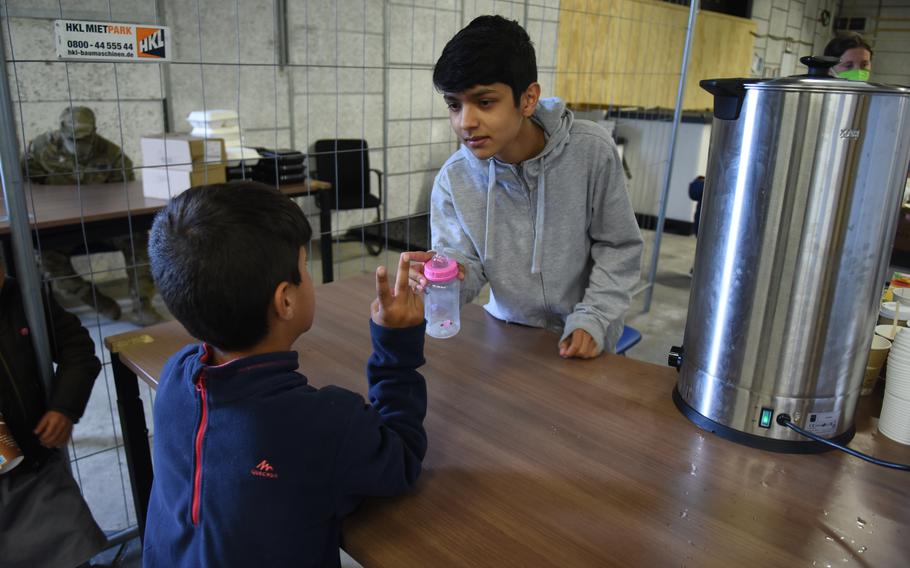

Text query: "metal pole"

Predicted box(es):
[155, 0, 174, 131]
[0, 19, 53, 393]
[276, 0, 289, 68]
[381, 0, 391, 226]
[643, 0, 700, 312]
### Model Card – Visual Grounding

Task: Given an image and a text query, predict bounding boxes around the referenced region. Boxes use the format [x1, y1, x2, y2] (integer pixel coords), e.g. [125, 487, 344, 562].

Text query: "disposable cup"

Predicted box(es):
[875, 324, 902, 341]
[0, 417, 24, 474]
[863, 336, 892, 395]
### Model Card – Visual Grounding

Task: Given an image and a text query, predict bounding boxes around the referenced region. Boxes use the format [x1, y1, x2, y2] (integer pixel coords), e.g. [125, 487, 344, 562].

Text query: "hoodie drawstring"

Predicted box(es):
[483, 159, 496, 263]
[531, 157, 546, 275]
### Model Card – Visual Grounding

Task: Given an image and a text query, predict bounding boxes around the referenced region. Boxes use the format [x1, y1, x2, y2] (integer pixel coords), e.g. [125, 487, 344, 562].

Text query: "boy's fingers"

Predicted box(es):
[407, 250, 436, 263]
[375, 266, 391, 305]
[395, 253, 412, 296]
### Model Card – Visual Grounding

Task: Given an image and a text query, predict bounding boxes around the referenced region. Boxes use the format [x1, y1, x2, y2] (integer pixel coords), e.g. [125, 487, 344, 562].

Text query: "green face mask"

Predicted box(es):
[836, 69, 870, 82]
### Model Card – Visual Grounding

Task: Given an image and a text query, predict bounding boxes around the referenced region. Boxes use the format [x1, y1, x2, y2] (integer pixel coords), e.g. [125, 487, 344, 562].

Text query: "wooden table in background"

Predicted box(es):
[106, 274, 910, 567]
[0, 178, 337, 283]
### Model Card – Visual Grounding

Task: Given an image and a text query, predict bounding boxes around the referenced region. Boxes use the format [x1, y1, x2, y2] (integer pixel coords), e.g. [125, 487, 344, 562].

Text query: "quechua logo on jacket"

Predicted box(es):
[251, 459, 278, 479]
[136, 27, 165, 58]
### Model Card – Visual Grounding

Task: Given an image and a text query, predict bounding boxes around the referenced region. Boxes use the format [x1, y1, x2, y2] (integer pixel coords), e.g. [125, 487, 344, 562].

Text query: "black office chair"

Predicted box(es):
[314, 139, 383, 255]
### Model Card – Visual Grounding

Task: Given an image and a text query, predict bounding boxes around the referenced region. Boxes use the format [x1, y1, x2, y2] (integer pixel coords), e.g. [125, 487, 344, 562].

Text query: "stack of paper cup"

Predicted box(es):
[879, 324, 910, 444]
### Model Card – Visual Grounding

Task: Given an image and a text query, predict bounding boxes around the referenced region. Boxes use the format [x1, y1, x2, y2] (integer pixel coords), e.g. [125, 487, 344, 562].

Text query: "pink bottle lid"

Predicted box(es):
[423, 255, 459, 282]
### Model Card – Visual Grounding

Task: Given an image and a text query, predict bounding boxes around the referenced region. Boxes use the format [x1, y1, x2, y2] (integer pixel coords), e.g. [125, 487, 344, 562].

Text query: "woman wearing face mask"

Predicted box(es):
[824, 33, 873, 81]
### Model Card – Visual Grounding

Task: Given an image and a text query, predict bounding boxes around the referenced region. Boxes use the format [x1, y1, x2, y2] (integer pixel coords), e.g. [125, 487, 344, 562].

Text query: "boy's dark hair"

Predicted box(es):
[824, 33, 873, 59]
[149, 181, 312, 352]
[433, 15, 537, 106]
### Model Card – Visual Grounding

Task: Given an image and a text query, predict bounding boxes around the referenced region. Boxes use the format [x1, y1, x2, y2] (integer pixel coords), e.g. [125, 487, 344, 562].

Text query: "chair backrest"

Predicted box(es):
[314, 139, 374, 210]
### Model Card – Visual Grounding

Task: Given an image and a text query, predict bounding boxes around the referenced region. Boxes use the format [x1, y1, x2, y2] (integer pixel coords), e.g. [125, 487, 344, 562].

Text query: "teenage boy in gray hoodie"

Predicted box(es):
[408, 15, 643, 358]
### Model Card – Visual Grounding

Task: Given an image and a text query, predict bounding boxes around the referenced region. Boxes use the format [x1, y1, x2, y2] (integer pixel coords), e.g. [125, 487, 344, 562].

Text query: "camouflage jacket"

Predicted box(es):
[23, 131, 135, 185]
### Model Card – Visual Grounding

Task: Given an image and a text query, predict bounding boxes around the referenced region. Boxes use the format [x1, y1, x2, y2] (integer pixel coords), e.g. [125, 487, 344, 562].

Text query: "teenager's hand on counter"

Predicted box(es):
[559, 329, 602, 359]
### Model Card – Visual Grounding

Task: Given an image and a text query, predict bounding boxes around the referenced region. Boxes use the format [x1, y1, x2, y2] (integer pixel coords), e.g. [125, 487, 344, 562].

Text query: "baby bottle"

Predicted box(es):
[423, 255, 461, 339]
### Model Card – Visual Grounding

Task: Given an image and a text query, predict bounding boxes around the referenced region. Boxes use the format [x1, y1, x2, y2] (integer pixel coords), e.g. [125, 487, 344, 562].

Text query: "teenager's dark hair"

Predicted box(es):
[433, 15, 537, 106]
[149, 181, 312, 351]
[824, 33, 873, 59]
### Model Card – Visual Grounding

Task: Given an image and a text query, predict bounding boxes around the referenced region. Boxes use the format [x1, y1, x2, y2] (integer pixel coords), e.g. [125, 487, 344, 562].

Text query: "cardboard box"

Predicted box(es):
[140, 134, 226, 170]
[142, 164, 227, 199]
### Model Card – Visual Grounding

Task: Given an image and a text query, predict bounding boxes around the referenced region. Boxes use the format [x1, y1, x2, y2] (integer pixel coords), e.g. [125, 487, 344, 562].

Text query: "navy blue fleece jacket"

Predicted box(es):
[142, 321, 427, 567]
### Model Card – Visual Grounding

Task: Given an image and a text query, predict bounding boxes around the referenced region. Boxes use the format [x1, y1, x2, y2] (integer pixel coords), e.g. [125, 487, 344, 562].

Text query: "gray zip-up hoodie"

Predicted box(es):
[430, 98, 643, 353]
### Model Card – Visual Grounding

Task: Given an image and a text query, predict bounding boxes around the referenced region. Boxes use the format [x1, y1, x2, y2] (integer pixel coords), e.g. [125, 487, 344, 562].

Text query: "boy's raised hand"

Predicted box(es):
[372, 253, 425, 328]
[407, 250, 465, 293]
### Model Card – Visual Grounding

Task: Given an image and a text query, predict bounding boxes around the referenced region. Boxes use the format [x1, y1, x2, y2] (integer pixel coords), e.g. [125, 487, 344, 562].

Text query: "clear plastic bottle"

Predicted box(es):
[423, 255, 461, 338]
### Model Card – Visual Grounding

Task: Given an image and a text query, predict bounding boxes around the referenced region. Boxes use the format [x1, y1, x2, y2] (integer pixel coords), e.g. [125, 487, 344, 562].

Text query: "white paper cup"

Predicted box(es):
[893, 287, 910, 304]
[863, 336, 892, 395]
[878, 302, 910, 327]
[875, 324, 902, 341]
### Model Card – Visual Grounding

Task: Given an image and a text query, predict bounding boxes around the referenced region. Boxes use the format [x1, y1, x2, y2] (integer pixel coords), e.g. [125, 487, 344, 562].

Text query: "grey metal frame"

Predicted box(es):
[643, 0, 700, 312]
[0, 12, 53, 396]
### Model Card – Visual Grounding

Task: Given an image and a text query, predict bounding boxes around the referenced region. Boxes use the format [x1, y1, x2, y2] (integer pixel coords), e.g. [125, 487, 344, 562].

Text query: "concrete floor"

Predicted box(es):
[62, 228, 696, 566]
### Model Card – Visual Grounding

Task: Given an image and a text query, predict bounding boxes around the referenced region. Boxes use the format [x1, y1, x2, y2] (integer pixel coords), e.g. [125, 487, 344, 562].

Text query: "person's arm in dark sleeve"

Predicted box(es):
[44, 290, 102, 423]
[334, 321, 427, 517]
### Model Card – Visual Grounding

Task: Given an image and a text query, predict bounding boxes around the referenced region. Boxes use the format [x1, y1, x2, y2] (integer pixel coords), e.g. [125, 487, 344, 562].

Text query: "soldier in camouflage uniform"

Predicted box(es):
[23, 106, 162, 325]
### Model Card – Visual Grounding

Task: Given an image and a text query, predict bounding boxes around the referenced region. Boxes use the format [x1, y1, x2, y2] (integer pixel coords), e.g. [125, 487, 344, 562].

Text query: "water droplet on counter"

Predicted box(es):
[826, 536, 835, 542]
[857, 546, 867, 554]
[761, 480, 769, 488]
[690, 463, 697, 476]
[823, 510, 829, 517]
[856, 517, 867, 529]
[680, 509, 689, 518]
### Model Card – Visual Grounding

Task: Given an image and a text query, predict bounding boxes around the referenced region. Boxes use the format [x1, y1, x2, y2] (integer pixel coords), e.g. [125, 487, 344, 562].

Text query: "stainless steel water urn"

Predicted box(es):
[670, 57, 910, 452]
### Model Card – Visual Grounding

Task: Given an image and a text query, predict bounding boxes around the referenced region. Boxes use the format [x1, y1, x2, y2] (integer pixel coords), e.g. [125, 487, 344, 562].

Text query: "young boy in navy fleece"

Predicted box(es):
[143, 181, 427, 567]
